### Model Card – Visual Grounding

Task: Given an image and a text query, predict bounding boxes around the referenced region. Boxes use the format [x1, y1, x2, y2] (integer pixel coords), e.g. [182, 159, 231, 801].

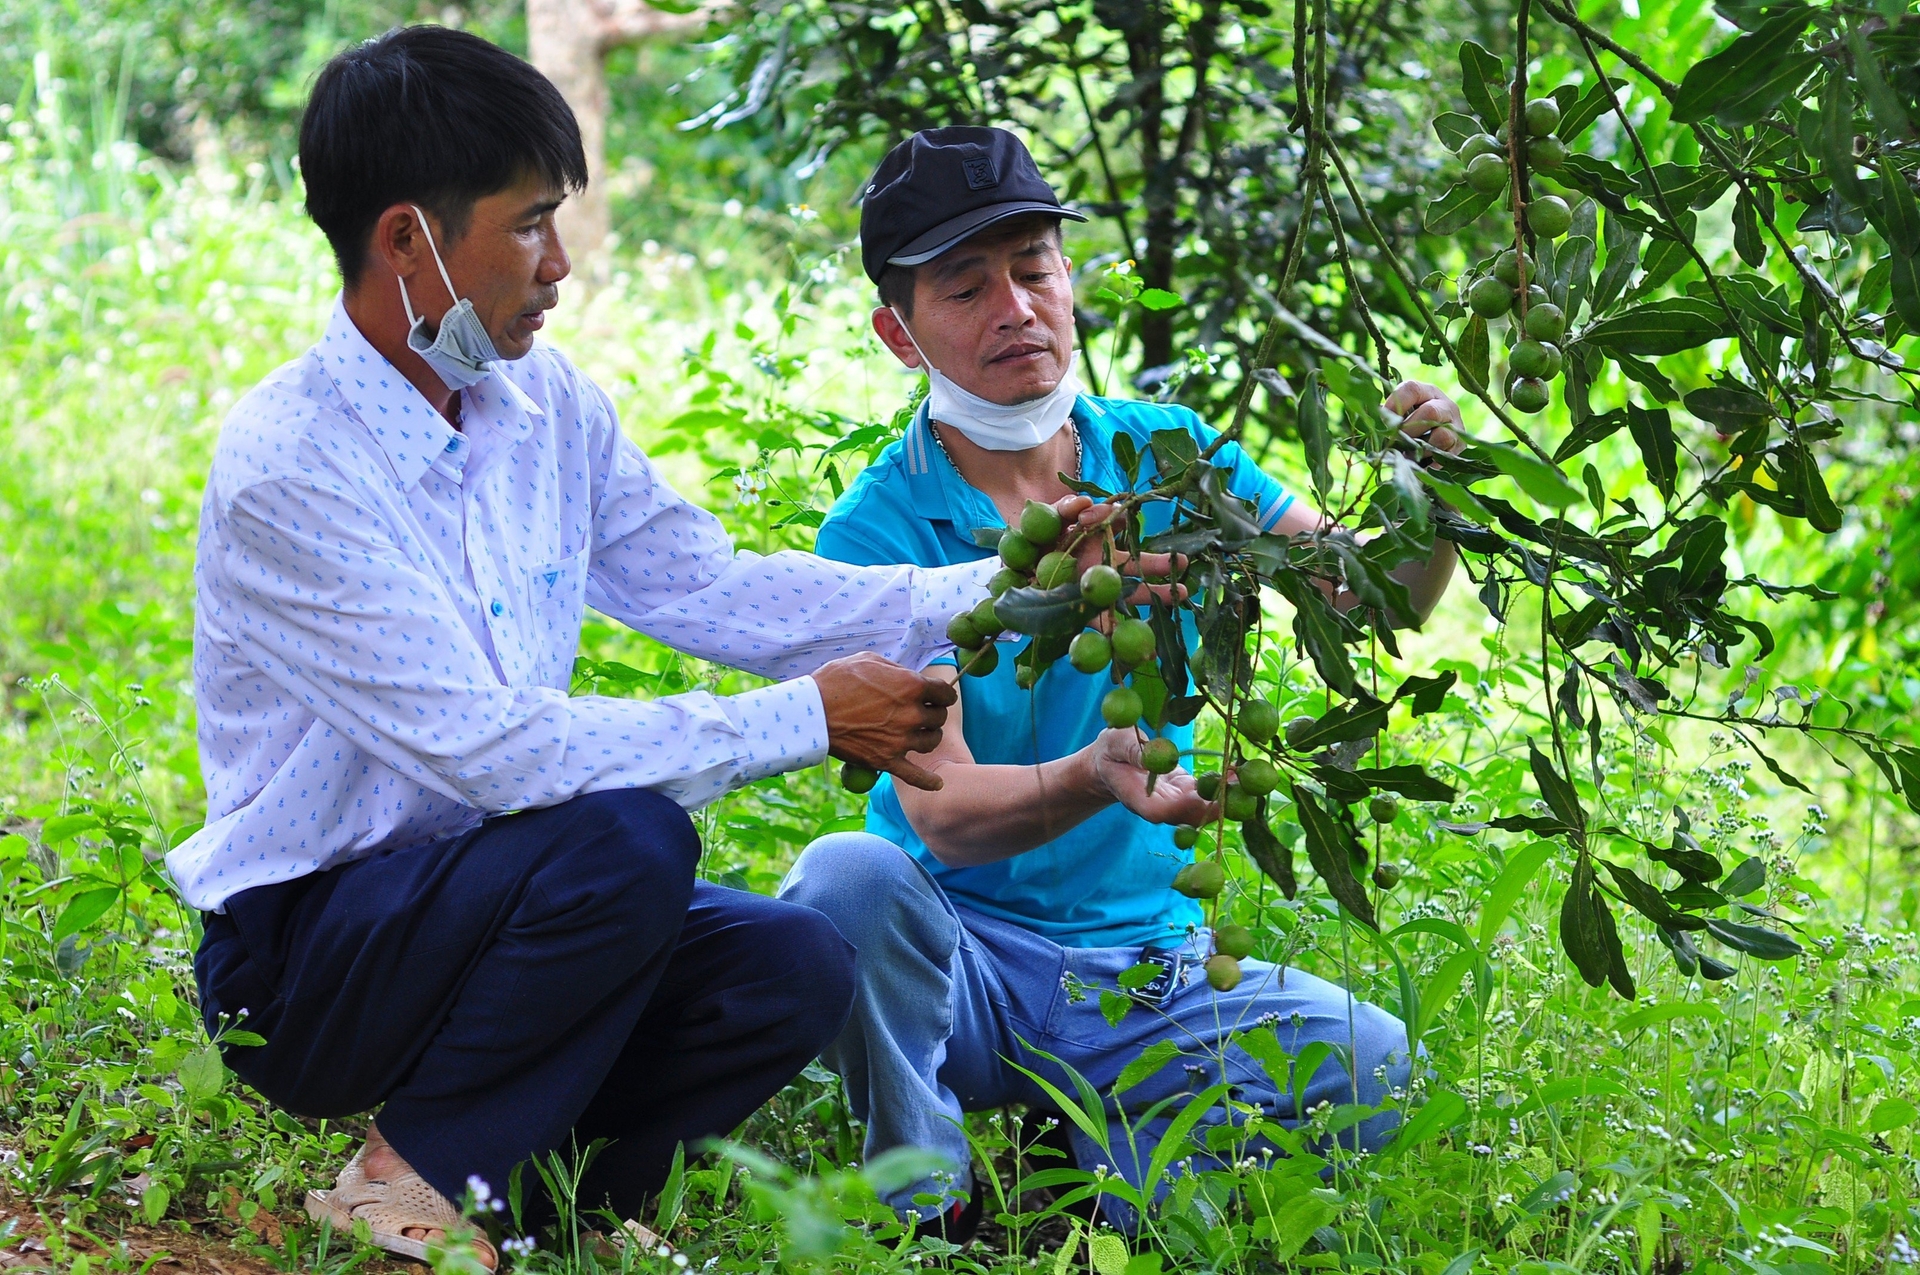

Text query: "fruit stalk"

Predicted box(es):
[1507, 0, 1532, 329]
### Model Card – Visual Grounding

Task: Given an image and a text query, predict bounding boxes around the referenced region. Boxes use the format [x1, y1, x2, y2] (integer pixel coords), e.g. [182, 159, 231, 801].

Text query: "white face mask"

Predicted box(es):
[397, 204, 501, 391]
[891, 308, 1080, 452]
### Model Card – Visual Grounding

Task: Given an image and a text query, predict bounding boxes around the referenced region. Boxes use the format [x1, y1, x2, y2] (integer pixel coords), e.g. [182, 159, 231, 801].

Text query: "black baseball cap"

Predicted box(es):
[859, 127, 1087, 284]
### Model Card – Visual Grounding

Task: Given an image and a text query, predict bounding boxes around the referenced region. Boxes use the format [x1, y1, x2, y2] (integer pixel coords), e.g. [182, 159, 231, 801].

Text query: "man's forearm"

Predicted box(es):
[900, 748, 1115, 867]
[1392, 537, 1459, 624]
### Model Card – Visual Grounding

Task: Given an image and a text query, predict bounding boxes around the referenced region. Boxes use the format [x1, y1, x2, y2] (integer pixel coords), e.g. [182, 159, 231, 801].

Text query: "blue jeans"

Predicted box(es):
[779, 833, 1411, 1222]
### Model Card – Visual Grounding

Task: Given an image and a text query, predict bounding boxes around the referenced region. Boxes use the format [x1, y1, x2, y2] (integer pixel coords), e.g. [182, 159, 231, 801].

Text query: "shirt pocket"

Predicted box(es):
[527, 549, 589, 689]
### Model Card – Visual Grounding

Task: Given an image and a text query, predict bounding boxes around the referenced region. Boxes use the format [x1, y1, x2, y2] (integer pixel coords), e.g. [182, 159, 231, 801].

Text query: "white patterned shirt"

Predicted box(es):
[168, 299, 995, 911]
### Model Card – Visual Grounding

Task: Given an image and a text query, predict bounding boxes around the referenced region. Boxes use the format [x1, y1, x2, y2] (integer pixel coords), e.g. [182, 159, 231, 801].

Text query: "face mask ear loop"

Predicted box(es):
[396, 273, 421, 328]
[889, 307, 937, 377]
[410, 204, 462, 303]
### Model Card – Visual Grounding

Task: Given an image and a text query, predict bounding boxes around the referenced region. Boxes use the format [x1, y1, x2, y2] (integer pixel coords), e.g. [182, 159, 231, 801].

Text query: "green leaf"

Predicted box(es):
[1704, 917, 1803, 960]
[1272, 571, 1358, 697]
[1263, 1191, 1339, 1262]
[1386, 1090, 1467, 1155]
[1867, 744, 1920, 816]
[1614, 1002, 1724, 1034]
[1596, 888, 1636, 999]
[1458, 40, 1508, 129]
[1113, 1040, 1182, 1097]
[1557, 81, 1616, 141]
[1722, 855, 1767, 897]
[994, 583, 1088, 637]
[1355, 765, 1456, 802]
[1874, 157, 1920, 256]
[1514, 1170, 1580, 1219]
[51, 886, 120, 944]
[1779, 438, 1842, 533]
[141, 1182, 171, 1226]
[1322, 359, 1383, 427]
[1625, 403, 1679, 501]
[178, 1045, 228, 1107]
[1849, 24, 1909, 141]
[1292, 784, 1377, 929]
[1425, 182, 1500, 236]
[1561, 860, 1609, 988]
[1817, 70, 1868, 211]
[1890, 246, 1920, 331]
[1457, 315, 1490, 393]
[1601, 860, 1697, 931]
[1392, 670, 1458, 716]
[1136, 287, 1183, 311]
[1670, 6, 1814, 126]
[1592, 213, 1643, 315]
[1149, 427, 1199, 473]
[1683, 385, 1771, 433]
[1528, 741, 1585, 829]
[1433, 111, 1482, 150]
[1419, 468, 1496, 523]
[1478, 841, 1554, 946]
[1582, 298, 1728, 356]
[1241, 815, 1297, 898]
[1296, 370, 1331, 503]
[1870, 1097, 1918, 1133]
[1552, 408, 1628, 463]
[1734, 190, 1767, 267]
[1290, 698, 1391, 752]
[1088, 1233, 1129, 1275]
[1560, 155, 1641, 210]
[40, 814, 100, 846]
[1469, 440, 1582, 508]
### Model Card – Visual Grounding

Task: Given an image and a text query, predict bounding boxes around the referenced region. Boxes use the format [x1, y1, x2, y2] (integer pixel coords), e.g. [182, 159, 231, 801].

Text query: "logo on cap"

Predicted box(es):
[962, 154, 998, 191]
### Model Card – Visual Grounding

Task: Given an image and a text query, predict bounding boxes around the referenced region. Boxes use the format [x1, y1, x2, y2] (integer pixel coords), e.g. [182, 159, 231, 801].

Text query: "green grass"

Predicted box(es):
[4, 58, 1920, 1275]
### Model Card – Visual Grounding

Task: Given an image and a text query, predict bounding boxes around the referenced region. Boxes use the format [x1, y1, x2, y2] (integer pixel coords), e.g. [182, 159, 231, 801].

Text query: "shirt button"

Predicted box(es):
[445, 437, 459, 452]
[490, 599, 505, 617]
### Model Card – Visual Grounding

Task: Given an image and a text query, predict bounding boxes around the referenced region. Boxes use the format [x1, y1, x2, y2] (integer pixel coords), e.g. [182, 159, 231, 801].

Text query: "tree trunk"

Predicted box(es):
[528, 0, 613, 273]
[527, 0, 711, 283]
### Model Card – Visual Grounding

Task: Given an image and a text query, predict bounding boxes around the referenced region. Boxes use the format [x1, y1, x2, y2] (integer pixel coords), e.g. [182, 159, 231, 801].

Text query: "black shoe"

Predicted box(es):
[910, 1189, 982, 1245]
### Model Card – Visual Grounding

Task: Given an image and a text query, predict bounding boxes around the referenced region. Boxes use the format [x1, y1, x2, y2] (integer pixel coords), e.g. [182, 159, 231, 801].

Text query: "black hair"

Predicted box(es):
[876, 216, 1064, 320]
[299, 26, 588, 286]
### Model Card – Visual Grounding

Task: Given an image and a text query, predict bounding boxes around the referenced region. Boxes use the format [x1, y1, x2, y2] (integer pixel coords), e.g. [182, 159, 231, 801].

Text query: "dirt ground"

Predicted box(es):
[0, 1198, 418, 1275]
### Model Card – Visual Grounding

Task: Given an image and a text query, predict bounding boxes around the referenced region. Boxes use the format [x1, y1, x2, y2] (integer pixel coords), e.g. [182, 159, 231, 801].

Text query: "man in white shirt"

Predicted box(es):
[167, 27, 1115, 1266]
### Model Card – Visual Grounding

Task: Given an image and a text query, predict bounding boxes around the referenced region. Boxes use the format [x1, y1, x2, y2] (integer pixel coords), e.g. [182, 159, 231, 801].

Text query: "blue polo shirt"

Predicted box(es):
[814, 394, 1295, 949]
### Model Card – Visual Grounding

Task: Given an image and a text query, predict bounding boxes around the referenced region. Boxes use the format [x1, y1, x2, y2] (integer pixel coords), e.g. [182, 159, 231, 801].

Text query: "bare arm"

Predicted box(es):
[1273, 380, 1462, 626]
[894, 667, 1218, 868]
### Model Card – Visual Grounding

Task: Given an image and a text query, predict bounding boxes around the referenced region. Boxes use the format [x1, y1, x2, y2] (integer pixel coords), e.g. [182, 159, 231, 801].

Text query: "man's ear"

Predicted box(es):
[370, 205, 422, 277]
[872, 306, 922, 370]
[367, 204, 455, 312]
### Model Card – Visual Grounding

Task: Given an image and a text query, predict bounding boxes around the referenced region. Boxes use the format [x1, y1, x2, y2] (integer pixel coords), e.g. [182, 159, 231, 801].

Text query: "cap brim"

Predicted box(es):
[887, 201, 1089, 267]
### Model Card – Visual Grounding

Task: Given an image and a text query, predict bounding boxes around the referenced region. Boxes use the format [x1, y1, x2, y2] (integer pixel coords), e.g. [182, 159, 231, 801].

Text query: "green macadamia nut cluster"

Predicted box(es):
[1445, 89, 1591, 417]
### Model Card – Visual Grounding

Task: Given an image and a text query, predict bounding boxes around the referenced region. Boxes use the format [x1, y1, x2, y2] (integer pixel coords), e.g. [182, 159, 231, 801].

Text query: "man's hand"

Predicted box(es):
[814, 653, 958, 792]
[1386, 381, 1466, 463]
[1088, 728, 1219, 827]
[1041, 495, 1186, 612]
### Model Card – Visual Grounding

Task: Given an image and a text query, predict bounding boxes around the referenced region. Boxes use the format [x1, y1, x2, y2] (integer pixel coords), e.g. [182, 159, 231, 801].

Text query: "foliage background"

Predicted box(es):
[3, 0, 1920, 1273]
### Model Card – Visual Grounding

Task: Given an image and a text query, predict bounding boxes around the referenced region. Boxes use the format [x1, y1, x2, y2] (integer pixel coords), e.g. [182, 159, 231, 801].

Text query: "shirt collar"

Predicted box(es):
[904, 393, 1115, 539]
[312, 296, 541, 490]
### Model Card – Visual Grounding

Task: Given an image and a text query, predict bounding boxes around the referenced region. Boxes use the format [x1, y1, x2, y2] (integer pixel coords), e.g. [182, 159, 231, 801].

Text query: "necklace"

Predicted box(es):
[928, 415, 1084, 487]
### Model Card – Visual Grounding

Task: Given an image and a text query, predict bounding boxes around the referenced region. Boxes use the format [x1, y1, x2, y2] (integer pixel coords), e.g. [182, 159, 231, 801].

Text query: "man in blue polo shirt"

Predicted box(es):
[779, 128, 1465, 1236]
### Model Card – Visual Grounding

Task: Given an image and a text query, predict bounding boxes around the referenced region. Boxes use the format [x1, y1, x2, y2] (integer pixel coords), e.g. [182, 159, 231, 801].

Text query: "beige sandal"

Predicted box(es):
[305, 1146, 500, 1271]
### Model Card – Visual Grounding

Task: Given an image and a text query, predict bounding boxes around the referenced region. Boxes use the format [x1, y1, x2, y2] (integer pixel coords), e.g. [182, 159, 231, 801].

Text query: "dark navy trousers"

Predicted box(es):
[194, 789, 857, 1220]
